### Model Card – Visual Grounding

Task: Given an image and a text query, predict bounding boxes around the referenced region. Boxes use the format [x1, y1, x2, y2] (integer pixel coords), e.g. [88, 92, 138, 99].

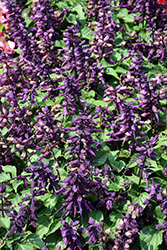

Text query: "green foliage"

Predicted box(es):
[140, 226, 163, 250]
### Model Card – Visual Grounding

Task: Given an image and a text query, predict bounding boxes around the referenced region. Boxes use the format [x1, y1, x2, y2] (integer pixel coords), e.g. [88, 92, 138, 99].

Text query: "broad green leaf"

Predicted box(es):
[46, 219, 63, 236]
[117, 8, 134, 23]
[55, 40, 66, 47]
[153, 206, 165, 224]
[140, 226, 163, 250]
[109, 211, 122, 240]
[36, 215, 53, 238]
[1, 127, 10, 136]
[129, 192, 148, 208]
[45, 233, 65, 250]
[108, 152, 125, 172]
[81, 26, 93, 40]
[117, 8, 128, 19]
[100, 58, 114, 68]
[2, 165, 17, 178]
[115, 66, 127, 74]
[66, 13, 77, 24]
[26, 234, 46, 249]
[43, 194, 58, 209]
[72, 4, 85, 18]
[93, 151, 108, 166]
[0, 217, 11, 229]
[10, 179, 23, 193]
[105, 68, 119, 79]
[0, 173, 11, 183]
[107, 181, 120, 191]
[56, 1, 68, 10]
[14, 242, 34, 250]
[89, 210, 104, 223]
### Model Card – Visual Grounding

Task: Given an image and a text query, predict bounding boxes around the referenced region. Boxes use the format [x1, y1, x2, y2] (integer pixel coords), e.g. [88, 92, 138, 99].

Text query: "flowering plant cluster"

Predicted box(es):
[0, 0, 167, 249]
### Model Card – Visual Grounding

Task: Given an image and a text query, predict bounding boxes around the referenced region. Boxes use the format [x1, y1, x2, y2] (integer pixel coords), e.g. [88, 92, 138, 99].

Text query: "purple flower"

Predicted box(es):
[85, 218, 100, 245]
[60, 220, 84, 250]
[6, 204, 27, 237]
[26, 162, 59, 192]
[55, 171, 95, 218]
[113, 211, 139, 250]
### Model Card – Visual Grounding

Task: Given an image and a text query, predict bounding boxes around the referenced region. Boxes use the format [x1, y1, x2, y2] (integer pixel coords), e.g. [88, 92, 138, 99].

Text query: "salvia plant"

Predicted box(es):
[0, 0, 167, 249]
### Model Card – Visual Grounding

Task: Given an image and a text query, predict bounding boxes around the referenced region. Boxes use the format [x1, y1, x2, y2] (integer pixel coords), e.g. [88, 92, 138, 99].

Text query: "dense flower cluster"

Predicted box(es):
[1, 0, 167, 249]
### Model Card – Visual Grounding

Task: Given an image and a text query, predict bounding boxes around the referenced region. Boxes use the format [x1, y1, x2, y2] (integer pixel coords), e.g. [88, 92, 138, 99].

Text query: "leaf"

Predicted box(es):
[26, 234, 46, 249]
[93, 151, 108, 166]
[72, 4, 85, 18]
[0, 173, 11, 183]
[55, 40, 66, 47]
[36, 215, 53, 238]
[89, 210, 104, 223]
[115, 66, 127, 74]
[108, 152, 125, 172]
[105, 68, 119, 79]
[140, 226, 163, 250]
[10, 179, 23, 193]
[109, 211, 122, 240]
[14, 242, 34, 250]
[107, 181, 120, 191]
[117, 8, 134, 23]
[2, 165, 17, 178]
[81, 26, 93, 40]
[0, 217, 11, 229]
[153, 206, 165, 224]
[66, 13, 77, 24]
[1, 127, 10, 136]
[43, 194, 58, 209]
[46, 219, 63, 236]
[117, 8, 129, 19]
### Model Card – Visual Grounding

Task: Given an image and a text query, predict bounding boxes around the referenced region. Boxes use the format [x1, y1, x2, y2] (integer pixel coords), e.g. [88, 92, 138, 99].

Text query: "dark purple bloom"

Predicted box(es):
[6, 204, 27, 237]
[26, 161, 59, 192]
[55, 171, 95, 218]
[85, 218, 99, 245]
[60, 220, 84, 250]
[113, 211, 139, 250]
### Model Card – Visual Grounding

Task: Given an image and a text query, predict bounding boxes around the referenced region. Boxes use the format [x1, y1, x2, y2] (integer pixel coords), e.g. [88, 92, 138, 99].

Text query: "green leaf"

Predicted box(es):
[2, 165, 17, 178]
[43, 194, 58, 209]
[109, 211, 122, 240]
[140, 226, 163, 250]
[1, 127, 10, 136]
[14, 242, 34, 250]
[66, 13, 77, 24]
[93, 151, 108, 166]
[56, 1, 68, 10]
[55, 40, 66, 47]
[89, 210, 104, 223]
[107, 181, 120, 191]
[36, 215, 53, 238]
[117, 8, 134, 23]
[46, 219, 63, 236]
[72, 4, 85, 18]
[0, 173, 11, 183]
[0, 217, 11, 229]
[45, 233, 66, 250]
[115, 66, 127, 74]
[108, 152, 125, 172]
[153, 206, 165, 224]
[26, 234, 46, 249]
[10, 179, 24, 193]
[105, 68, 119, 79]
[81, 26, 93, 40]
